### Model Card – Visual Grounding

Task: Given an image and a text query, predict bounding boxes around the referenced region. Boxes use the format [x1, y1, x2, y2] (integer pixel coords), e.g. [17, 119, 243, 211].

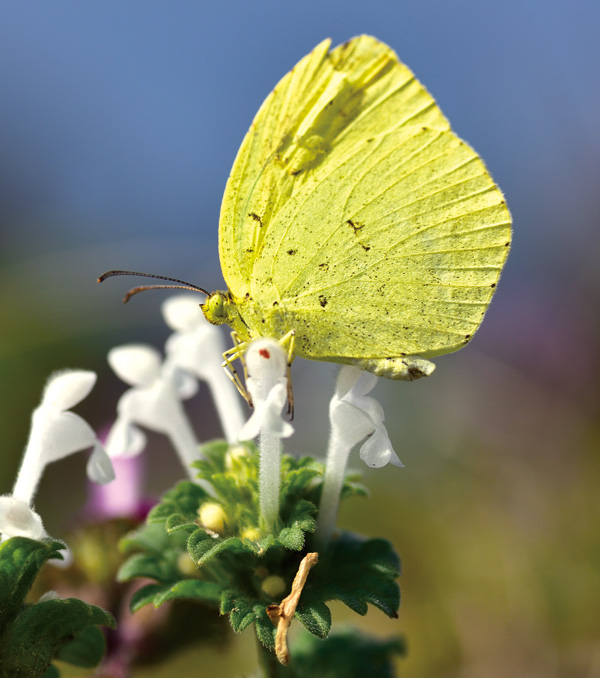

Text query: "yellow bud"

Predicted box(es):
[241, 527, 262, 542]
[198, 502, 227, 534]
[261, 574, 287, 598]
[177, 552, 197, 576]
[225, 444, 250, 471]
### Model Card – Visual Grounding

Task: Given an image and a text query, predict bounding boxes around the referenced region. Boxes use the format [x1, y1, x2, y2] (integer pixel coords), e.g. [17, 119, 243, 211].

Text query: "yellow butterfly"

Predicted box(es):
[101, 35, 511, 397]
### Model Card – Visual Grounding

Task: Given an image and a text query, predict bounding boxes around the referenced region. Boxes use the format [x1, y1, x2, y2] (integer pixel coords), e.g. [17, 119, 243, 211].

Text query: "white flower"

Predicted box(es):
[330, 368, 402, 468]
[15, 370, 113, 498]
[0, 497, 46, 540]
[237, 338, 293, 532]
[162, 295, 224, 382]
[316, 367, 401, 546]
[162, 295, 245, 443]
[238, 339, 294, 441]
[1, 370, 111, 540]
[106, 343, 203, 477]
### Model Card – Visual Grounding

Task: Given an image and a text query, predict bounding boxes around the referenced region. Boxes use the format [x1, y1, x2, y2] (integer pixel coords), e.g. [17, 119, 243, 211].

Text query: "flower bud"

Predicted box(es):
[241, 527, 262, 542]
[198, 502, 227, 534]
[225, 444, 251, 471]
[177, 552, 197, 576]
[261, 574, 286, 598]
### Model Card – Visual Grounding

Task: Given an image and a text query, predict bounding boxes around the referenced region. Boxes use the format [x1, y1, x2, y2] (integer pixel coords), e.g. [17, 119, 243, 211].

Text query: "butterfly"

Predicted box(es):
[100, 35, 511, 401]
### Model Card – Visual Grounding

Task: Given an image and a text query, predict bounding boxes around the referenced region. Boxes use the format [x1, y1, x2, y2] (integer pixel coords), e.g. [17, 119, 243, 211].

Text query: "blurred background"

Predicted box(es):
[1, 1, 598, 676]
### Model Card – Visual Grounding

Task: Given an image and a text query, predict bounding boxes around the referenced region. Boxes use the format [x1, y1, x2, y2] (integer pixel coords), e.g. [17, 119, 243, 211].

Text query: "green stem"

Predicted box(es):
[256, 636, 297, 678]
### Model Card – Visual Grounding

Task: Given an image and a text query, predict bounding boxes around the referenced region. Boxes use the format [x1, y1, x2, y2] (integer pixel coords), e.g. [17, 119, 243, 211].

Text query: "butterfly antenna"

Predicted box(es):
[97, 270, 210, 303]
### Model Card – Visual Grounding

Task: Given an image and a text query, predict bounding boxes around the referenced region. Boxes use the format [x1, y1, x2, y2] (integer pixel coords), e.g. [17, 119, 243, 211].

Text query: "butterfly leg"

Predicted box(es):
[277, 330, 296, 420]
[222, 332, 253, 406]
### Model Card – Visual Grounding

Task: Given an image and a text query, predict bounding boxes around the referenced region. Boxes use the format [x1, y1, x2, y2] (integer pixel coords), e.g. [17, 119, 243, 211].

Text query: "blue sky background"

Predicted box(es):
[0, 3, 598, 674]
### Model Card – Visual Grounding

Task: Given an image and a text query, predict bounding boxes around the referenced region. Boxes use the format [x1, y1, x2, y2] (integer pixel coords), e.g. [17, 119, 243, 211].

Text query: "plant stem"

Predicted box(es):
[256, 637, 296, 678]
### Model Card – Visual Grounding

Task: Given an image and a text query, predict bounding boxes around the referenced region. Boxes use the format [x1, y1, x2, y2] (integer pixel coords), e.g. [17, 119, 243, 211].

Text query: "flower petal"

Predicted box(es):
[33, 411, 97, 463]
[108, 345, 162, 386]
[344, 393, 385, 427]
[349, 371, 379, 398]
[239, 381, 294, 440]
[41, 370, 97, 412]
[245, 339, 287, 392]
[165, 329, 223, 379]
[116, 382, 181, 433]
[162, 295, 204, 332]
[359, 427, 404, 468]
[333, 366, 362, 400]
[105, 417, 147, 458]
[238, 410, 262, 441]
[168, 365, 199, 399]
[0, 496, 47, 540]
[329, 399, 374, 450]
[86, 442, 116, 484]
[262, 381, 295, 437]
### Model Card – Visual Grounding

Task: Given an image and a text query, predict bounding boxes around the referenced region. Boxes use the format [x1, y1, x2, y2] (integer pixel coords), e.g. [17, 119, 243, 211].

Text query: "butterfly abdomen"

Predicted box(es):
[349, 356, 436, 380]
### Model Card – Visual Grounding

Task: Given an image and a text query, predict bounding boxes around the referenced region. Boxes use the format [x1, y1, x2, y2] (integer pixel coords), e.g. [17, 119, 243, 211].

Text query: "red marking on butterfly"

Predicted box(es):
[259, 349, 271, 359]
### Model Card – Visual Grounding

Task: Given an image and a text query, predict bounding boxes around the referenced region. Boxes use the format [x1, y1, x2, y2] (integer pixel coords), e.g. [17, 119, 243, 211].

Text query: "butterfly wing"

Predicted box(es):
[219, 35, 450, 300]
[255, 125, 511, 360]
[220, 36, 511, 362]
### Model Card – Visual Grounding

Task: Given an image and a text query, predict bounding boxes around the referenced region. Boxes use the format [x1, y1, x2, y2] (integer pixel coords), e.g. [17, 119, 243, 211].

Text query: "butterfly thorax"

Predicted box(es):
[201, 290, 264, 343]
[201, 291, 244, 331]
[202, 289, 296, 346]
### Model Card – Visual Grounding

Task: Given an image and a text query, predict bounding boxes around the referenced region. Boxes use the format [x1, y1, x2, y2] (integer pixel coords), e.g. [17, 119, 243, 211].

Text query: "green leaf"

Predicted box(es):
[0, 538, 65, 625]
[196, 537, 245, 565]
[0, 597, 114, 677]
[186, 528, 214, 561]
[254, 606, 276, 650]
[288, 500, 317, 532]
[276, 527, 305, 551]
[209, 473, 242, 504]
[219, 588, 239, 615]
[361, 539, 402, 577]
[148, 481, 210, 525]
[310, 532, 400, 621]
[165, 513, 198, 534]
[55, 625, 106, 667]
[119, 522, 170, 554]
[329, 590, 368, 616]
[129, 583, 169, 612]
[292, 628, 405, 678]
[153, 580, 222, 607]
[196, 439, 230, 472]
[295, 601, 332, 639]
[283, 468, 321, 497]
[117, 553, 172, 583]
[41, 666, 60, 678]
[257, 534, 277, 553]
[339, 473, 369, 500]
[221, 592, 255, 633]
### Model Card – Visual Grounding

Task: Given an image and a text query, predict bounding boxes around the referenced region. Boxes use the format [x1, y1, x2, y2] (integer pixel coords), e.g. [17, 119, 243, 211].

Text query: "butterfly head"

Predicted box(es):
[201, 290, 238, 327]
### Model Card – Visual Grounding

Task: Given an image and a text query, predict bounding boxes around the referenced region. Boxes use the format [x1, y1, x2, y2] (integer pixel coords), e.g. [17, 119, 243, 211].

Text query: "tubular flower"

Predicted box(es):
[0, 370, 110, 540]
[162, 295, 245, 443]
[105, 344, 201, 477]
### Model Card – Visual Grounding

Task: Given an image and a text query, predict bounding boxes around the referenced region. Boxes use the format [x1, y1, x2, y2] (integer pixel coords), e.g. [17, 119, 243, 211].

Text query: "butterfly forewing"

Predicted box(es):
[219, 36, 449, 298]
